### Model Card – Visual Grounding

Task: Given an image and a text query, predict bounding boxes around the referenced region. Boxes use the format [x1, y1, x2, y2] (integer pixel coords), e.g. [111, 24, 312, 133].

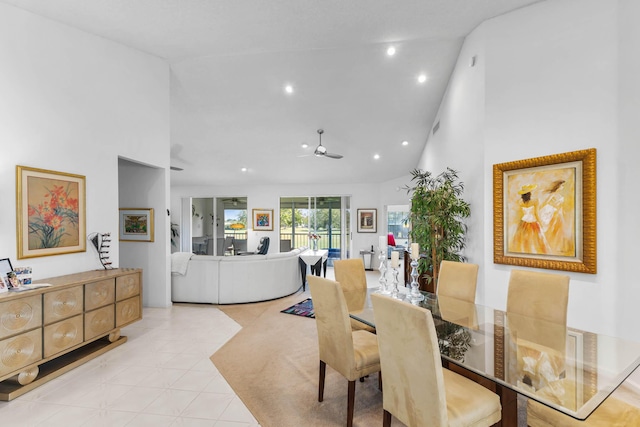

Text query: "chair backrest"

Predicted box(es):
[256, 237, 270, 255]
[506, 269, 569, 324]
[223, 236, 234, 250]
[507, 269, 570, 390]
[437, 295, 479, 330]
[436, 260, 479, 302]
[333, 258, 367, 312]
[280, 239, 292, 252]
[371, 293, 449, 426]
[308, 276, 358, 378]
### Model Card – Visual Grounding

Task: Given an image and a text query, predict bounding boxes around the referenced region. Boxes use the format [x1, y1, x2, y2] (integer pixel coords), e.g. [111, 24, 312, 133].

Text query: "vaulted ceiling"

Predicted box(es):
[2, 0, 542, 186]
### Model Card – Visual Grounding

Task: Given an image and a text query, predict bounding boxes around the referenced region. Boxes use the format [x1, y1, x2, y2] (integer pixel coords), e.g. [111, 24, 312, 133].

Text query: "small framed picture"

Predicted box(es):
[357, 209, 377, 233]
[0, 275, 8, 293]
[252, 209, 274, 231]
[6, 272, 19, 289]
[0, 258, 13, 284]
[119, 208, 155, 242]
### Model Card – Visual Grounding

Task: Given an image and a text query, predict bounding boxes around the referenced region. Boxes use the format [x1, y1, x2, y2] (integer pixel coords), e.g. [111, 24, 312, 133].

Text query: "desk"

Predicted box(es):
[298, 249, 328, 290]
[350, 288, 640, 426]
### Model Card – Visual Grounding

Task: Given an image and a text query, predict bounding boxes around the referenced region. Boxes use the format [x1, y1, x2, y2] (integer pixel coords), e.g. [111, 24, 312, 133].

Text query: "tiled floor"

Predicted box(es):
[0, 266, 390, 427]
[0, 302, 257, 426]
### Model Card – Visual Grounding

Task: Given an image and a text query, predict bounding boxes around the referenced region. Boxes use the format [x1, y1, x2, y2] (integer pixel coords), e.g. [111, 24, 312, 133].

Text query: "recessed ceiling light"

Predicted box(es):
[374, 154, 380, 160]
[386, 46, 396, 56]
[401, 140, 409, 146]
[241, 167, 247, 172]
[284, 84, 294, 94]
[417, 74, 427, 84]
[301, 143, 308, 148]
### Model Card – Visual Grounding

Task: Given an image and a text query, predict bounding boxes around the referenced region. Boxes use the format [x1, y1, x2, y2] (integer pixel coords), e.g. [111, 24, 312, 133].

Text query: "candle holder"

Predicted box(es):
[409, 257, 424, 303]
[376, 247, 390, 294]
[390, 266, 402, 299]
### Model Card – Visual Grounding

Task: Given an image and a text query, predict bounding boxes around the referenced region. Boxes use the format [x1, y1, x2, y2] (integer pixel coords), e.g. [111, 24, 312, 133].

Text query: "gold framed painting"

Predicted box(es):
[493, 148, 596, 273]
[252, 208, 274, 231]
[16, 165, 86, 259]
[119, 208, 154, 242]
[357, 208, 377, 233]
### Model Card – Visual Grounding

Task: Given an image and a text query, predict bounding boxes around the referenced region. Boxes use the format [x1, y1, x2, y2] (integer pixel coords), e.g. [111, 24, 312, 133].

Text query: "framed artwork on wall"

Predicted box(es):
[357, 208, 377, 233]
[16, 165, 86, 259]
[493, 148, 596, 273]
[252, 208, 274, 231]
[119, 208, 155, 242]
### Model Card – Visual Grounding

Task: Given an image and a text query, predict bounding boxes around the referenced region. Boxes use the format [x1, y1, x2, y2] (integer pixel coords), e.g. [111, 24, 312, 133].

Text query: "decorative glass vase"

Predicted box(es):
[312, 239, 318, 251]
[409, 258, 425, 303]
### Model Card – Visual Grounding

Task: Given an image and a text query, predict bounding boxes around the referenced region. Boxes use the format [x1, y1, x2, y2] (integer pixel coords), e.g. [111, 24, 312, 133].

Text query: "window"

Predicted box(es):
[280, 196, 344, 261]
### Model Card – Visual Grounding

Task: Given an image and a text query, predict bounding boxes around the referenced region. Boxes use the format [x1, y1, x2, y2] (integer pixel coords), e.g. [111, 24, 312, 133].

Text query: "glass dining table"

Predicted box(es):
[350, 287, 640, 427]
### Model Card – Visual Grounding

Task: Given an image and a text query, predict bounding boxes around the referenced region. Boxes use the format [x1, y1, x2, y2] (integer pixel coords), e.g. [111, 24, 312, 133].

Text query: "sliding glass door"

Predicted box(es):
[280, 196, 350, 263]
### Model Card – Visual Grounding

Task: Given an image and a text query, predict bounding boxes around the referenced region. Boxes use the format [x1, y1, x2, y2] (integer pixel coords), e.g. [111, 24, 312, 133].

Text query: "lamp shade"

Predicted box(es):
[387, 233, 396, 247]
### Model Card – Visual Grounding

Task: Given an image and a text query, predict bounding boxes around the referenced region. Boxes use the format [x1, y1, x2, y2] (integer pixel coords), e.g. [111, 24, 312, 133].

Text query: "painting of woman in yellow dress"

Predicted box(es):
[509, 184, 551, 254]
[506, 166, 576, 258]
[539, 180, 575, 256]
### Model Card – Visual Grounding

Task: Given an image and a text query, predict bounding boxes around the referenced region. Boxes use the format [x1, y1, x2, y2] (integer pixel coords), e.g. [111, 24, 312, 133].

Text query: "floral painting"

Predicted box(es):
[493, 149, 596, 274]
[17, 166, 86, 259]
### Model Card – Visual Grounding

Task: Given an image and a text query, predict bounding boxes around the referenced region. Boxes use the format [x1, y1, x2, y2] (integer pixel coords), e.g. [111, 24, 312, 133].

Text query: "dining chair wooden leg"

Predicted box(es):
[318, 360, 326, 402]
[383, 409, 392, 427]
[347, 380, 356, 427]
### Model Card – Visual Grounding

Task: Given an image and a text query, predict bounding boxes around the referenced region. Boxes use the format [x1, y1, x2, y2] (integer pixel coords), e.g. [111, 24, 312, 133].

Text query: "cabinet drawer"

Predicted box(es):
[84, 305, 115, 341]
[43, 314, 83, 358]
[43, 286, 83, 325]
[116, 274, 140, 301]
[0, 295, 42, 340]
[85, 279, 115, 311]
[116, 296, 141, 327]
[0, 328, 42, 377]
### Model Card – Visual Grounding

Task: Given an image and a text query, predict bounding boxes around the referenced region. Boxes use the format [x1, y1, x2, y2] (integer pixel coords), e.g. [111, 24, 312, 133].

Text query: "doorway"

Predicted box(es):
[279, 196, 350, 263]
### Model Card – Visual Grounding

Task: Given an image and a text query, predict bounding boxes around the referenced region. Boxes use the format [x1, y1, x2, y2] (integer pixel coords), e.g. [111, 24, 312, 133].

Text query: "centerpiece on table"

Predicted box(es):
[309, 232, 320, 251]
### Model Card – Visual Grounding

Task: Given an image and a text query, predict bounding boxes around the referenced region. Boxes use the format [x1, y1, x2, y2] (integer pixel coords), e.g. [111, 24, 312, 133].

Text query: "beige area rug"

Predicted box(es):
[211, 292, 402, 427]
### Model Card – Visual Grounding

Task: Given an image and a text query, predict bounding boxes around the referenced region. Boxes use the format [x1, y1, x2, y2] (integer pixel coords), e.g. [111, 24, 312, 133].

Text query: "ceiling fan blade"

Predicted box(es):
[170, 166, 184, 171]
[324, 152, 343, 159]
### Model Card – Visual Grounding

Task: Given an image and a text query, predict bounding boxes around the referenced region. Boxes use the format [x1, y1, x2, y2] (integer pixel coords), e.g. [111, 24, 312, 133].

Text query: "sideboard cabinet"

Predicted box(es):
[0, 268, 142, 400]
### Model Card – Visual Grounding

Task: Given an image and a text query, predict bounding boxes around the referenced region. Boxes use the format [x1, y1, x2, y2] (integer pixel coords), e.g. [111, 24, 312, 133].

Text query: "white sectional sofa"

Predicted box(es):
[171, 248, 304, 304]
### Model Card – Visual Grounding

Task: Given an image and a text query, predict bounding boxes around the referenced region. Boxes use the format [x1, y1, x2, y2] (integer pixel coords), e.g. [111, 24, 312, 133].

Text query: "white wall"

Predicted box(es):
[0, 4, 171, 305]
[423, 0, 640, 341]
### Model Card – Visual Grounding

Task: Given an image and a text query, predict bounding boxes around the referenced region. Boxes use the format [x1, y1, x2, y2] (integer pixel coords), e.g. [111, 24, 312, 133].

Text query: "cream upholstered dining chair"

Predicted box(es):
[506, 269, 569, 324]
[308, 276, 381, 427]
[507, 269, 570, 390]
[527, 379, 640, 426]
[371, 293, 502, 427]
[333, 258, 375, 333]
[505, 269, 576, 426]
[437, 295, 479, 330]
[436, 260, 479, 302]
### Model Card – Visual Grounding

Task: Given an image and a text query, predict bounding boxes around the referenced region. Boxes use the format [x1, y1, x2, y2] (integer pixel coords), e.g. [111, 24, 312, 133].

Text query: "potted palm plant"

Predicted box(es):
[406, 167, 471, 291]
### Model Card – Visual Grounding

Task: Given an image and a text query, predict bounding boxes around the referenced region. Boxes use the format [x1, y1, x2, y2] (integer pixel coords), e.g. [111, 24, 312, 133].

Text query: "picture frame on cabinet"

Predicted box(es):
[0, 274, 7, 293]
[0, 258, 13, 289]
[16, 166, 86, 259]
[493, 148, 596, 274]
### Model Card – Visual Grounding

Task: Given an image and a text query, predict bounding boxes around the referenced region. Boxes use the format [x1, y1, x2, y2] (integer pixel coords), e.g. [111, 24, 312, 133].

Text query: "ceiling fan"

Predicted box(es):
[313, 129, 343, 159]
